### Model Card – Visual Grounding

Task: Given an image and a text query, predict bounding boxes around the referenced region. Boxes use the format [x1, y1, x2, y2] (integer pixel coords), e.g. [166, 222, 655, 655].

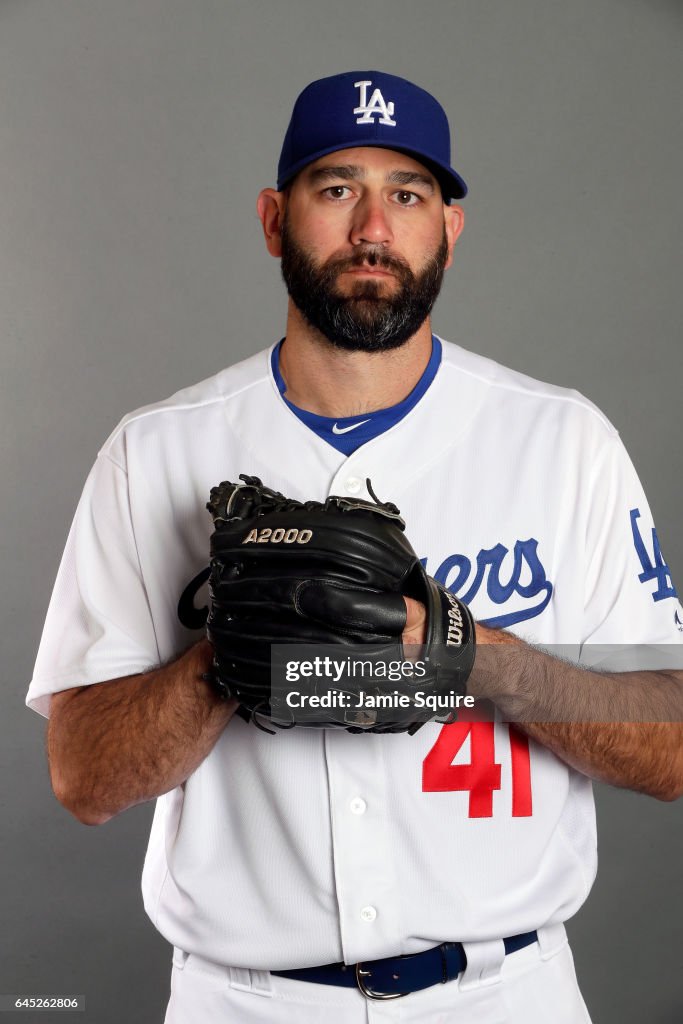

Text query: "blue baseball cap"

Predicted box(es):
[277, 71, 468, 201]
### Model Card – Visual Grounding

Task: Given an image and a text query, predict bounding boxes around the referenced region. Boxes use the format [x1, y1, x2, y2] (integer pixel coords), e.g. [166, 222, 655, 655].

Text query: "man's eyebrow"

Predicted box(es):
[386, 170, 435, 193]
[307, 165, 366, 184]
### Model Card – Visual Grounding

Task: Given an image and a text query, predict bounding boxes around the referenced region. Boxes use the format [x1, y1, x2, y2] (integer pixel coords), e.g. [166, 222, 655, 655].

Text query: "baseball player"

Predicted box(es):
[27, 71, 683, 1024]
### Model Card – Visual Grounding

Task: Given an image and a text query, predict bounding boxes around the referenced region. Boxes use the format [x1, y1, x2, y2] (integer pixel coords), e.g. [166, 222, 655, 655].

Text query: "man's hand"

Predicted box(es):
[403, 596, 427, 647]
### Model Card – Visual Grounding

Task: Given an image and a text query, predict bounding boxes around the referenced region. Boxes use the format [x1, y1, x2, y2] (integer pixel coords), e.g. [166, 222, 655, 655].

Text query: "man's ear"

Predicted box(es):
[257, 188, 287, 257]
[443, 203, 465, 270]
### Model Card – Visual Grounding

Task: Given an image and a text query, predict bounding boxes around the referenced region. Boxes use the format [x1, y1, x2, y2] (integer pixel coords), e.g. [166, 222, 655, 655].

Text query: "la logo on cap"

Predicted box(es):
[353, 79, 396, 126]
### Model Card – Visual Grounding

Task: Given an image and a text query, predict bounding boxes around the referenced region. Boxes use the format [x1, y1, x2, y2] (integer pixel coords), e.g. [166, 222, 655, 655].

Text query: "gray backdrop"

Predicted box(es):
[1, 1, 681, 1022]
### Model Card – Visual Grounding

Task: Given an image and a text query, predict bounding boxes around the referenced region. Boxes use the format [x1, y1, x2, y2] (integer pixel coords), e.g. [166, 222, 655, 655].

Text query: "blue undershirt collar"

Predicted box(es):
[271, 336, 442, 455]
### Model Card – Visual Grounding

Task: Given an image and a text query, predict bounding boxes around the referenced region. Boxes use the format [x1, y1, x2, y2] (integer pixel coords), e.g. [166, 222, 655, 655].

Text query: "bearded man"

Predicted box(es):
[28, 71, 683, 1024]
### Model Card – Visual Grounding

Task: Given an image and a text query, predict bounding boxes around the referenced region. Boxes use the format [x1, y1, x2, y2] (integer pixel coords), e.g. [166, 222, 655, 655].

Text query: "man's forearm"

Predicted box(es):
[472, 627, 683, 800]
[47, 639, 237, 825]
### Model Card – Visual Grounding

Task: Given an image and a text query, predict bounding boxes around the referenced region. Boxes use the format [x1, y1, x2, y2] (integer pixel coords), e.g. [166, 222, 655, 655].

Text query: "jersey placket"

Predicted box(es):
[323, 730, 403, 965]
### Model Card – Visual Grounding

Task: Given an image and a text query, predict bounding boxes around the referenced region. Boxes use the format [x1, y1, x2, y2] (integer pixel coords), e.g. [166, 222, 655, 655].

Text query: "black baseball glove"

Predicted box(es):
[205, 475, 475, 734]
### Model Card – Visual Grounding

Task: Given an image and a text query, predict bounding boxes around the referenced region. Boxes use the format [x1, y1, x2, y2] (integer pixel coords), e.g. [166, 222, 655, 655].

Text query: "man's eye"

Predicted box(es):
[394, 190, 419, 206]
[324, 185, 352, 200]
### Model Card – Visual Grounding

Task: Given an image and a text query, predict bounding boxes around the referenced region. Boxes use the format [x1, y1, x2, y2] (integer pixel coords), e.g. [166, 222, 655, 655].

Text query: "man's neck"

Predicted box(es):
[277, 302, 434, 418]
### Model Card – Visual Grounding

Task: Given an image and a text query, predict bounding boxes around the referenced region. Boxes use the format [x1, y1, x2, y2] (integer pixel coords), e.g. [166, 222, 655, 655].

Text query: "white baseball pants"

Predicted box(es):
[163, 924, 593, 1023]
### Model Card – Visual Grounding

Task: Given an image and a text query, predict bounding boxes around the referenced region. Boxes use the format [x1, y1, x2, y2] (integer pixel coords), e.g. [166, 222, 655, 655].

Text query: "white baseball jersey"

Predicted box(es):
[27, 338, 683, 971]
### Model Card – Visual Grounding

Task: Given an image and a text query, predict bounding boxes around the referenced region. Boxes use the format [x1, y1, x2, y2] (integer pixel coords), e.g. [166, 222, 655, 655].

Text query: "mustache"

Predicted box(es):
[323, 247, 413, 281]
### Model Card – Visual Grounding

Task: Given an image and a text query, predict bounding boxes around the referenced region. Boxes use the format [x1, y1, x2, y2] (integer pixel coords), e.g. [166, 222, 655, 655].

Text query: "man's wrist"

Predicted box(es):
[469, 624, 526, 706]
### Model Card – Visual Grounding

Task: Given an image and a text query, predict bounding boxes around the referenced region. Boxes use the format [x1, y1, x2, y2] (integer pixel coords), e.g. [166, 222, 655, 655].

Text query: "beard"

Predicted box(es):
[279, 216, 449, 353]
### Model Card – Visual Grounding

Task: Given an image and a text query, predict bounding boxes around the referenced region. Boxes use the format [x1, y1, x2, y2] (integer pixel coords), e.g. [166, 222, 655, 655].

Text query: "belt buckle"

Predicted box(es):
[355, 962, 406, 1000]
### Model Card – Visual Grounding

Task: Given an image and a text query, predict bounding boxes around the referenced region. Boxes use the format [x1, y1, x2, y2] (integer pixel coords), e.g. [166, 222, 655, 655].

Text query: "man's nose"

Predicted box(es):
[349, 194, 393, 247]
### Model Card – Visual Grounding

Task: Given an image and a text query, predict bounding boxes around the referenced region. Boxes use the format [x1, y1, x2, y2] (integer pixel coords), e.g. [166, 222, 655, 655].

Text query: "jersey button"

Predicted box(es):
[349, 797, 367, 815]
[360, 906, 377, 923]
[345, 476, 362, 495]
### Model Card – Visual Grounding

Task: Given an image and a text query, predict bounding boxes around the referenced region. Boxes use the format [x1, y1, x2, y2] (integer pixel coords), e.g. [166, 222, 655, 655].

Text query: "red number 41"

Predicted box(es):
[422, 720, 533, 818]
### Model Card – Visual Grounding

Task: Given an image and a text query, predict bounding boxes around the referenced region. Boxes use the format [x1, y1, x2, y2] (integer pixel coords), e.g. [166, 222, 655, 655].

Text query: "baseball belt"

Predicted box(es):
[272, 930, 539, 1000]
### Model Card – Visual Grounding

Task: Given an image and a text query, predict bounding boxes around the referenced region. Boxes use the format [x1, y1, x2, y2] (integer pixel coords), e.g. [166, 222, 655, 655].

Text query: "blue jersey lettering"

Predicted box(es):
[630, 508, 678, 602]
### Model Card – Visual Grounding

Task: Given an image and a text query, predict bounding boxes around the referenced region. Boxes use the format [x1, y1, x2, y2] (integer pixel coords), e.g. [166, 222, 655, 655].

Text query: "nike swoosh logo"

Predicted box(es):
[332, 419, 371, 435]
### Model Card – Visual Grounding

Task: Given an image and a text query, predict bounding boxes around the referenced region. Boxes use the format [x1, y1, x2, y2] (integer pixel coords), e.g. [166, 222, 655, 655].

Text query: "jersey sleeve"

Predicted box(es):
[579, 429, 683, 671]
[26, 448, 160, 718]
